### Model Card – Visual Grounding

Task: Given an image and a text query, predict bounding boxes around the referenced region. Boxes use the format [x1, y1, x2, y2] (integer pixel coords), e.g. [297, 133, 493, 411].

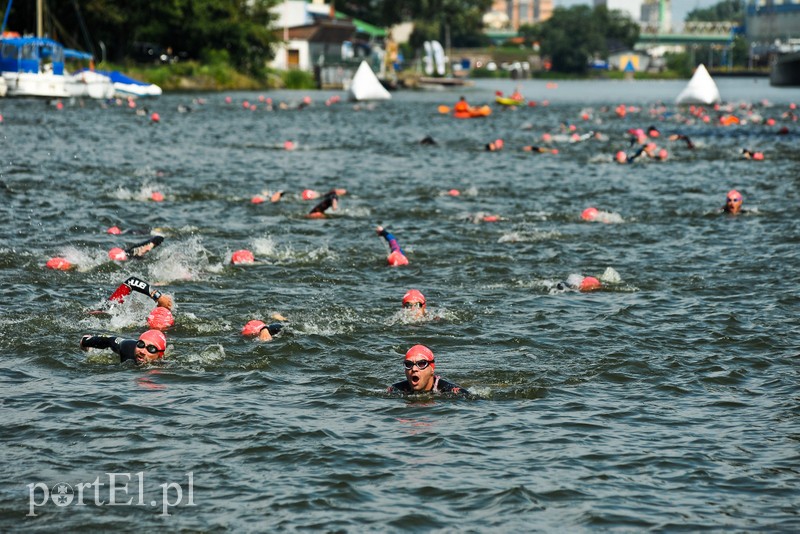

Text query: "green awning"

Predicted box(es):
[334, 11, 386, 37]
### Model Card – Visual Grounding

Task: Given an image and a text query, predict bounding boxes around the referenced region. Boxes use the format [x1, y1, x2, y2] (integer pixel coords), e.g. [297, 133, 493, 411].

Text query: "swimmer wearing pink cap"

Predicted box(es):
[376, 225, 408, 266]
[723, 190, 744, 215]
[231, 249, 256, 264]
[556, 275, 602, 292]
[387, 345, 469, 395]
[109, 276, 174, 310]
[147, 306, 174, 330]
[308, 190, 339, 218]
[402, 289, 427, 318]
[80, 329, 167, 365]
[522, 145, 558, 154]
[241, 319, 284, 341]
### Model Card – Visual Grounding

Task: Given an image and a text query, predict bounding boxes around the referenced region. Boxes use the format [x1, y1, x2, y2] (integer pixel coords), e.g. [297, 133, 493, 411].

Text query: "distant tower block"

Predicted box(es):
[490, 0, 554, 30]
[641, 0, 672, 32]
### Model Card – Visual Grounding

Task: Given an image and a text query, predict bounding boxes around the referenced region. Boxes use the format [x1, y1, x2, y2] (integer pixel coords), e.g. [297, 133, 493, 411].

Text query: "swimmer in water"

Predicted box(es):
[522, 145, 558, 154]
[485, 139, 504, 151]
[420, 135, 437, 146]
[387, 345, 469, 395]
[722, 189, 744, 214]
[80, 329, 167, 365]
[108, 276, 174, 310]
[741, 148, 764, 161]
[555, 275, 602, 292]
[241, 316, 286, 341]
[402, 289, 427, 319]
[376, 225, 408, 266]
[122, 235, 165, 260]
[308, 190, 339, 218]
[668, 133, 695, 149]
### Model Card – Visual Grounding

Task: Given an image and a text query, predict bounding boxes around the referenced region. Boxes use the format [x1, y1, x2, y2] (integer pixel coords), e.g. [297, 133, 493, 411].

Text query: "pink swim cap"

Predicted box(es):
[46, 257, 72, 270]
[302, 189, 320, 200]
[658, 148, 668, 160]
[284, 140, 295, 151]
[231, 249, 255, 264]
[753, 152, 764, 161]
[107, 226, 121, 235]
[580, 276, 601, 292]
[615, 151, 627, 163]
[405, 345, 435, 369]
[402, 289, 426, 306]
[150, 112, 160, 123]
[138, 329, 167, 355]
[108, 247, 128, 261]
[448, 189, 460, 196]
[581, 207, 599, 221]
[387, 250, 409, 266]
[151, 191, 164, 202]
[241, 319, 267, 336]
[147, 307, 174, 330]
[251, 195, 265, 204]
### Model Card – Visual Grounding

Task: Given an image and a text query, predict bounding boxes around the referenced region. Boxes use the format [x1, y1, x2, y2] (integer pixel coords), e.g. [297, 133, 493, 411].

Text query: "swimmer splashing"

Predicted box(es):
[376, 225, 408, 266]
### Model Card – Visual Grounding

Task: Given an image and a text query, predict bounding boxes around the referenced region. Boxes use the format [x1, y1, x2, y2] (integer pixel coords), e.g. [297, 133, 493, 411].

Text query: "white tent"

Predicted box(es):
[676, 64, 721, 105]
[348, 61, 391, 101]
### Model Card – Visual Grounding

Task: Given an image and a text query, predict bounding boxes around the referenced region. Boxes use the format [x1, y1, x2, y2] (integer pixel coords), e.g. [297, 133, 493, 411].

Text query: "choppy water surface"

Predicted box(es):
[1, 78, 799, 531]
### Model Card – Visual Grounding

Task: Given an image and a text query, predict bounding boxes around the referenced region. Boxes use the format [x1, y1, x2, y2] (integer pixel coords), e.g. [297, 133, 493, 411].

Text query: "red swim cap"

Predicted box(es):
[150, 112, 160, 123]
[753, 152, 764, 161]
[151, 191, 164, 202]
[241, 319, 267, 336]
[231, 249, 255, 264]
[107, 226, 121, 235]
[302, 189, 320, 200]
[727, 189, 742, 201]
[251, 195, 265, 204]
[284, 140, 295, 151]
[387, 250, 409, 266]
[580, 276, 601, 292]
[147, 307, 174, 330]
[615, 151, 627, 163]
[448, 189, 460, 196]
[108, 247, 128, 261]
[581, 207, 599, 221]
[402, 289, 426, 306]
[405, 345, 434, 368]
[46, 257, 72, 270]
[139, 329, 167, 354]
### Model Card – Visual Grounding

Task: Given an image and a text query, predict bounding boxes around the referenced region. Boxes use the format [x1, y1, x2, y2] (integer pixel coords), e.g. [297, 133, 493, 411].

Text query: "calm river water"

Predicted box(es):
[1, 77, 799, 531]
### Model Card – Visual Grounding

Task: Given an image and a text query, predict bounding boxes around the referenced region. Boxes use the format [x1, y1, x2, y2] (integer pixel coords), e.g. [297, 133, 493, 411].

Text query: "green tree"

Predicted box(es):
[536, 5, 639, 74]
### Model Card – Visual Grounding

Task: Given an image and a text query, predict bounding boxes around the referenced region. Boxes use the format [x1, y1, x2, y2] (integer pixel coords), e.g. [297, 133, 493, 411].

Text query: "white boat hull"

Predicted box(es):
[2, 72, 70, 98]
[65, 70, 115, 99]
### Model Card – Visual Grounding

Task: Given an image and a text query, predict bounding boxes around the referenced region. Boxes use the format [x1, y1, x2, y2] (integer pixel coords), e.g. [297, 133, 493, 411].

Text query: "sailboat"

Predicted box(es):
[675, 64, 721, 105]
[348, 60, 390, 101]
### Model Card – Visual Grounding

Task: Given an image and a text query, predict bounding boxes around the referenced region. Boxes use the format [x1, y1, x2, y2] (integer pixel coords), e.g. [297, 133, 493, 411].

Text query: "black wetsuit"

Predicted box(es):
[388, 375, 469, 395]
[125, 236, 164, 258]
[81, 335, 138, 363]
[309, 191, 338, 215]
[109, 276, 163, 304]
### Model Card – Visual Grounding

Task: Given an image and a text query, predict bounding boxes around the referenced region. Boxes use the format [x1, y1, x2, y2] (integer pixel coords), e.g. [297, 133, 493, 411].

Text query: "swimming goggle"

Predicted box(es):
[403, 301, 424, 309]
[404, 359, 434, 370]
[136, 340, 164, 354]
[727, 197, 742, 202]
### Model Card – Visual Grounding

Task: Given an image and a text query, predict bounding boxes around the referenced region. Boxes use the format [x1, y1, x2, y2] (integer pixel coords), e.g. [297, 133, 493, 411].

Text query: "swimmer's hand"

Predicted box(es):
[270, 312, 287, 322]
[375, 225, 384, 235]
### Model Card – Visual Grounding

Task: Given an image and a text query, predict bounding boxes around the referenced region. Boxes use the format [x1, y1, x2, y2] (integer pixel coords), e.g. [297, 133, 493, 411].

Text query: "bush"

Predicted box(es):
[281, 69, 317, 89]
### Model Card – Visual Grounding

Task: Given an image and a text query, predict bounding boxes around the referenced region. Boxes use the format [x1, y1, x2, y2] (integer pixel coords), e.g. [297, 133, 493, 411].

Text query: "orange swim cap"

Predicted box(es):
[581, 207, 599, 221]
[147, 307, 174, 330]
[231, 249, 255, 264]
[138, 329, 167, 355]
[241, 320, 267, 336]
[108, 247, 128, 261]
[387, 250, 409, 266]
[580, 276, 601, 292]
[402, 289, 426, 307]
[46, 257, 72, 270]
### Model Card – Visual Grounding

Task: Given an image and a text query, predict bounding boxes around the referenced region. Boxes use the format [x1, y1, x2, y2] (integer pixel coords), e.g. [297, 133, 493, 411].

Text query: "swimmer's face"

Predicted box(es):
[404, 357, 435, 392]
[135, 340, 164, 364]
[402, 300, 426, 318]
[726, 194, 743, 213]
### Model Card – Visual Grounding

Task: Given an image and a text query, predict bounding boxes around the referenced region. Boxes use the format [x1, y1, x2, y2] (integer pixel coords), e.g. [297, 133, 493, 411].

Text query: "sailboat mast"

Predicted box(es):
[37, 0, 42, 36]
